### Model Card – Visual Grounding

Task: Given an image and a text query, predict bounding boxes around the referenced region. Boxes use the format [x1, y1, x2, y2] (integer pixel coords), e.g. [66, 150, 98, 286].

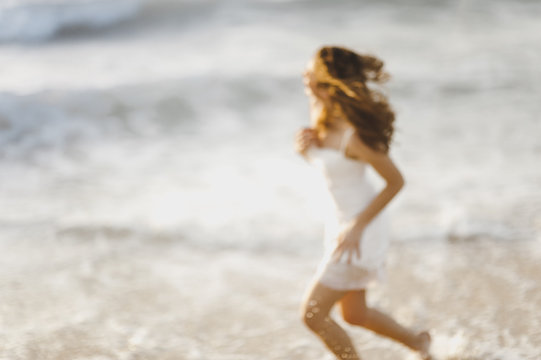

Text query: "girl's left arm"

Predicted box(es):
[349, 139, 404, 230]
[333, 133, 404, 263]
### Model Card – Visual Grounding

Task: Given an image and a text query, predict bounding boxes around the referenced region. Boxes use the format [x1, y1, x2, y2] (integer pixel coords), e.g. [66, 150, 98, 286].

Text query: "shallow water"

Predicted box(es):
[2, 233, 540, 359]
[0, 0, 540, 359]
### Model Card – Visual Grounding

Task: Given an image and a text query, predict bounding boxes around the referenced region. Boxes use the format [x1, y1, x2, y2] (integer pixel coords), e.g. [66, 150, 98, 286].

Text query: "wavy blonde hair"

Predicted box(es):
[312, 46, 395, 153]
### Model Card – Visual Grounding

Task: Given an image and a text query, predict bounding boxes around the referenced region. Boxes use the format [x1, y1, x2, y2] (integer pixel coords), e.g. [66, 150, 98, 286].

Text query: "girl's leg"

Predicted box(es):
[339, 290, 431, 358]
[300, 281, 361, 359]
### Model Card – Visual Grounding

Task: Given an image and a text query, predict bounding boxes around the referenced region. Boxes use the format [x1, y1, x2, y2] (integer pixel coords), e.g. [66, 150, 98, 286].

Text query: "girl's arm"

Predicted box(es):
[347, 134, 404, 229]
[294, 127, 320, 161]
[333, 132, 403, 263]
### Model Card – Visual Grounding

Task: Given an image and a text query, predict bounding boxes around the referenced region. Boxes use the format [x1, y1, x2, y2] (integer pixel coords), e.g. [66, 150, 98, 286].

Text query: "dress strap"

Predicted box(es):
[339, 127, 356, 155]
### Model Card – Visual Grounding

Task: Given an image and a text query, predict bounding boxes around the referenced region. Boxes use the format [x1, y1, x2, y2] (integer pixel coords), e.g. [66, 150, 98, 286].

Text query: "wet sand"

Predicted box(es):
[1, 229, 539, 360]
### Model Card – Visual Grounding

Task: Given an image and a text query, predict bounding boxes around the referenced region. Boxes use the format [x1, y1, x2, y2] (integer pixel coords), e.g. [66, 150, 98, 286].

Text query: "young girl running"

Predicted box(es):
[294, 45, 432, 360]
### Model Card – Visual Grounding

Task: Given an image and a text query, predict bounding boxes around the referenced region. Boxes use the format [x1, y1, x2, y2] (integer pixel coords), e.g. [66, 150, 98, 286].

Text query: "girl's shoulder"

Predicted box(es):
[346, 128, 388, 163]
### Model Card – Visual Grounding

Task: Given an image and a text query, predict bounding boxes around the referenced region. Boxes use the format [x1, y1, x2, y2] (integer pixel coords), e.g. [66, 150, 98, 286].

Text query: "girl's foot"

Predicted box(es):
[416, 331, 432, 360]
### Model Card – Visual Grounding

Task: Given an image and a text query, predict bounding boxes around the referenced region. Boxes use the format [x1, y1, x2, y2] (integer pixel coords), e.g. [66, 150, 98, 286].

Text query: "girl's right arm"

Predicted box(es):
[294, 127, 320, 160]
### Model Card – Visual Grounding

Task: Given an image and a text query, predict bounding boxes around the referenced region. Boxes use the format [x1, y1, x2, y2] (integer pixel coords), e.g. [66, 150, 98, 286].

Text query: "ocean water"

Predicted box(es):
[0, 0, 540, 359]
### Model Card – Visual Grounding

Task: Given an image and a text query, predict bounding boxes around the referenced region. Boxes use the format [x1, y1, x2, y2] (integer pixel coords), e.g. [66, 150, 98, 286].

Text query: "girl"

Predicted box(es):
[294, 46, 432, 360]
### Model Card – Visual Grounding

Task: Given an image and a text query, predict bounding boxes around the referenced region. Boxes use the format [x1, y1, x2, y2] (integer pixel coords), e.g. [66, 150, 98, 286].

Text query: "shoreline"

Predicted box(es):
[1, 232, 539, 359]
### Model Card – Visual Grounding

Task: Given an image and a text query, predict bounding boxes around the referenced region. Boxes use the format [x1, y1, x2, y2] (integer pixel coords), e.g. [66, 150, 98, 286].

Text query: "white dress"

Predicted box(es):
[306, 127, 390, 290]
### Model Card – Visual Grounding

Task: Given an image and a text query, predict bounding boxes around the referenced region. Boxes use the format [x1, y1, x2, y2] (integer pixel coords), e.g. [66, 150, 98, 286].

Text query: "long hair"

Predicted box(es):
[312, 46, 395, 153]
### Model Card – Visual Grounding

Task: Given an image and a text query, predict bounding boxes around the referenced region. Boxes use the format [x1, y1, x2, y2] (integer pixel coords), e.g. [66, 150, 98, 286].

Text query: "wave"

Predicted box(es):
[0, 0, 143, 42]
[0, 73, 299, 160]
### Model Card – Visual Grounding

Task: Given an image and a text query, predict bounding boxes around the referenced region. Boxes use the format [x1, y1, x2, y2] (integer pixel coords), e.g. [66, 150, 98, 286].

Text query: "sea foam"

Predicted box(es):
[0, 0, 143, 42]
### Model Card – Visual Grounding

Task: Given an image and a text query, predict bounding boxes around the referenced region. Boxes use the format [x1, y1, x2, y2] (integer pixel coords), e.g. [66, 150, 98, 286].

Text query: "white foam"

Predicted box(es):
[0, 0, 142, 42]
[430, 330, 470, 359]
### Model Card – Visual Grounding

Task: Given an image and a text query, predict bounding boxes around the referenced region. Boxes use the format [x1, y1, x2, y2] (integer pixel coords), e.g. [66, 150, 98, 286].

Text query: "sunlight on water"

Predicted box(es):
[0, 0, 540, 359]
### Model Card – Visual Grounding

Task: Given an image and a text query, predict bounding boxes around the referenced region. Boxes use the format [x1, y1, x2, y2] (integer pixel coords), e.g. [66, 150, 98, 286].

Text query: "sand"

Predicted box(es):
[1, 228, 540, 360]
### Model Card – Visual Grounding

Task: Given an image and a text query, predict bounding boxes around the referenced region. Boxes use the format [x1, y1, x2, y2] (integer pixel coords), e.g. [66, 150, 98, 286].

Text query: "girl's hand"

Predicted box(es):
[294, 127, 320, 156]
[332, 221, 365, 264]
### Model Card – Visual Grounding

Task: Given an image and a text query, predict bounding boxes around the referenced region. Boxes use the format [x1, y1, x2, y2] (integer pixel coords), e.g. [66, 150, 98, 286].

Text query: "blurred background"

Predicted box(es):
[0, 0, 540, 359]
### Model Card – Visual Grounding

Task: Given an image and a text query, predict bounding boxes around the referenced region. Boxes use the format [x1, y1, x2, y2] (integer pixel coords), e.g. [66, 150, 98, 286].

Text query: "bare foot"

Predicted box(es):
[416, 331, 432, 360]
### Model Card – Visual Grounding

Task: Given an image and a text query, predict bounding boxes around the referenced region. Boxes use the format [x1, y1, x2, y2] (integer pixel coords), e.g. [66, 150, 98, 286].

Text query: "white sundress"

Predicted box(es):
[306, 127, 390, 290]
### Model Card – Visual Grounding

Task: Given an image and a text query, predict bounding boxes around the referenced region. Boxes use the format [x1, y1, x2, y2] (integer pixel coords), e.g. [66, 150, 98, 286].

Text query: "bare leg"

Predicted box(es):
[339, 290, 432, 359]
[300, 281, 361, 359]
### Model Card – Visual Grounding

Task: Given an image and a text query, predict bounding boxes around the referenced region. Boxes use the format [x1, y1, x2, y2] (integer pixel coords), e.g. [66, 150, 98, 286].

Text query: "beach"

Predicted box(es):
[1, 0, 540, 359]
[3, 231, 540, 359]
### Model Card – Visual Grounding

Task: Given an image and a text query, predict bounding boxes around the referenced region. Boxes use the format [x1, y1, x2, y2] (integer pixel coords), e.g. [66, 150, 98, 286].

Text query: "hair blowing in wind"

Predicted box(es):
[314, 46, 395, 153]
